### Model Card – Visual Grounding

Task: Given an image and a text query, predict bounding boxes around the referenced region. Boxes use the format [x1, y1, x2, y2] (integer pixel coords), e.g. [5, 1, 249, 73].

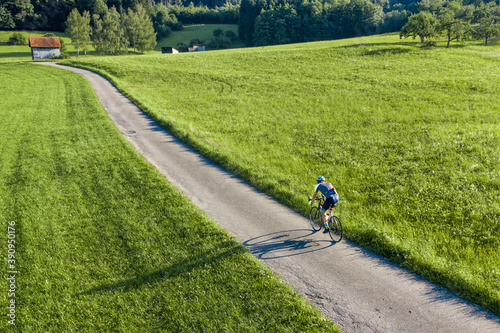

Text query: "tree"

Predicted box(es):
[58, 38, 70, 59]
[0, 5, 15, 29]
[124, 7, 140, 53]
[132, 4, 157, 53]
[32, 0, 75, 31]
[208, 28, 231, 49]
[1, 0, 34, 30]
[238, 0, 268, 45]
[151, 4, 181, 40]
[124, 5, 156, 53]
[213, 28, 224, 37]
[93, 0, 108, 17]
[118, 12, 130, 53]
[400, 11, 439, 44]
[253, 10, 289, 46]
[81, 11, 92, 55]
[473, 17, 500, 45]
[104, 6, 121, 54]
[337, 0, 384, 38]
[66, 8, 91, 57]
[472, 3, 500, 46]
[437, 2, 473, 48]
[92, 14, 105, 54]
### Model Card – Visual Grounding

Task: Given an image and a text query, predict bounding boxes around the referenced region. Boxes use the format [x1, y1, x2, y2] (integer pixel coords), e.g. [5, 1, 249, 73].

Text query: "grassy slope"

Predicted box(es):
[0, 63, 339, 332]
[62, 33, 500, 315]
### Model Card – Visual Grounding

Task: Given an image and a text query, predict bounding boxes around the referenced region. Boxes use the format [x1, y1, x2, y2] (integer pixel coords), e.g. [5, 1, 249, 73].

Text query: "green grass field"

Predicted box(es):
[0, 63, 339, 332]
[0, 30, 99, 61]
[61, 33, 500, 315]
[0, 25, 243, 62]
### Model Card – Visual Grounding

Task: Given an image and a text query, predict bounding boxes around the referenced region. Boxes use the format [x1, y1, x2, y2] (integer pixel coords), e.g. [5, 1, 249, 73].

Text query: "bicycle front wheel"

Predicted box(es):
[309, 207, 322, 231]
[328, 215, 343, 242]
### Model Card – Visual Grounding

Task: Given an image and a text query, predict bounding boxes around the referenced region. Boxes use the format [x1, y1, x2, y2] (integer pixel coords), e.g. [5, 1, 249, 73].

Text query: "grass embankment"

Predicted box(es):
[62, 33, 500, 315]
[0, 63, 339, 332]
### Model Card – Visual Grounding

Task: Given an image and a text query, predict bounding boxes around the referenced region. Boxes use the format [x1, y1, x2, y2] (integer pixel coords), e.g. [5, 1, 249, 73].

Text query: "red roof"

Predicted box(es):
[29, 36, 61, 48]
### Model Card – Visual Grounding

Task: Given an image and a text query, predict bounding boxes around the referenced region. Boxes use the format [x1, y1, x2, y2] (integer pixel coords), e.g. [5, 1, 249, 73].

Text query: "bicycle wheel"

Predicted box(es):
[328, 215, 343, 242]
[309, 207, 322, 231]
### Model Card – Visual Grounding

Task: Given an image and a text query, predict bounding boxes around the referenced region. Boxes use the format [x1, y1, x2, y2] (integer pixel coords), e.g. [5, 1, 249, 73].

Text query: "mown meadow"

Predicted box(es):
[0, 63, 339, 332]
[62, 33, 500, 315]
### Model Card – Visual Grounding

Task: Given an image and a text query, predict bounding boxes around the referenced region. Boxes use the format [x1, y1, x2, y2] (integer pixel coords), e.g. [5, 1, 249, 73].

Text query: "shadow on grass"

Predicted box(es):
[243, 229, 336, 260]
[81, 241, 246, 295]
[0, 51, 31, 58]
[334, 41, 417, 49]
[363, 48, 412, 56]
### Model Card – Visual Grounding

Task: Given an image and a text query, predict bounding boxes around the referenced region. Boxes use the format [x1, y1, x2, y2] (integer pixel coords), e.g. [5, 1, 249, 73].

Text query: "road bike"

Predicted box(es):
[308, 195, 343, 242]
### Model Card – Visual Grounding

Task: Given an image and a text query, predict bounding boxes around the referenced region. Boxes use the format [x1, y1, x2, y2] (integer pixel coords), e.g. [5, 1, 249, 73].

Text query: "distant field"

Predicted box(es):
[62, 33, 500, 315]
[156, 24, 244, 51]
[0, 25, 243, 61]
[0, 30, 100, 61]
[0, 63, 339, 332]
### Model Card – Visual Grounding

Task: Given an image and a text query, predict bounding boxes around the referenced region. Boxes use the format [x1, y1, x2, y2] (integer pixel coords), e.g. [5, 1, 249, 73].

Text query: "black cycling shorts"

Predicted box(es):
[321, 197, 336, 211]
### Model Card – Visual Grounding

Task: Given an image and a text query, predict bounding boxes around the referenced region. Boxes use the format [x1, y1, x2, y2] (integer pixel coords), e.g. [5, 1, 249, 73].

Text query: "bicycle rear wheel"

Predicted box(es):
[309, 207, 322, 231]
[328, 215, 343, 242]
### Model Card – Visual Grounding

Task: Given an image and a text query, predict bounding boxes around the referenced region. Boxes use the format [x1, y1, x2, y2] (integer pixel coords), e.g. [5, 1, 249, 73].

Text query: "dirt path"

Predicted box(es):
[40, 63, 500, 333]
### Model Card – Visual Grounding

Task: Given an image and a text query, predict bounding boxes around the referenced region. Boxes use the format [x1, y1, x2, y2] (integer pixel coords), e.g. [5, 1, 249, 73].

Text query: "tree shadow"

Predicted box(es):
[80, 240, 246, 295]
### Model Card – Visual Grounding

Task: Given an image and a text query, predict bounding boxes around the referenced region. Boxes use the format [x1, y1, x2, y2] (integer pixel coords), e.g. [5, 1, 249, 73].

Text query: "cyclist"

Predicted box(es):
[309, 176, 339, 233]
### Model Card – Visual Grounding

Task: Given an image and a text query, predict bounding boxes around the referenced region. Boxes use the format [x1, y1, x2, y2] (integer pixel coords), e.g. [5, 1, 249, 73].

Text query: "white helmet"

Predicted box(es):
[316, 176, 325, 183]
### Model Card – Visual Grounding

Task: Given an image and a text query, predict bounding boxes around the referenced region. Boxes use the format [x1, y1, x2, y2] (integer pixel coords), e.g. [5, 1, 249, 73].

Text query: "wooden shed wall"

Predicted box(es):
[31, 48, 60, 60]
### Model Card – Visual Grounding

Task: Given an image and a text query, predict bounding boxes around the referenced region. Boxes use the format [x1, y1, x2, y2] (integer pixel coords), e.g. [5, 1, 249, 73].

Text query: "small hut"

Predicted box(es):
[29, 36, 61, 60]
[188, 44, 205, 52]
[161, 47, 179, 54]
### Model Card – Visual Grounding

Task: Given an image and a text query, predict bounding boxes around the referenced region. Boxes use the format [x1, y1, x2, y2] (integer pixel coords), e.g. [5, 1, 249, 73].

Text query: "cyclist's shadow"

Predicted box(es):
[243, 229, 335, 260]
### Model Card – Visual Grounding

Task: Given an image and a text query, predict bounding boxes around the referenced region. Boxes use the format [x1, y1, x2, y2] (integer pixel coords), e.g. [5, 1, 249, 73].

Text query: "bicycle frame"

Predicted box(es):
[314, 195, 335, 216]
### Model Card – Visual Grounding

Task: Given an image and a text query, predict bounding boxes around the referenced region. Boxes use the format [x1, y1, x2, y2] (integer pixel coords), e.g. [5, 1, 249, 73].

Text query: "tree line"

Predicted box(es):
[238, 0, 407, 46]
[0, 0, 239, 32]
[238, 0, 499, 47]
[65, 2, 158, 55]
[400, 0, 500, 46]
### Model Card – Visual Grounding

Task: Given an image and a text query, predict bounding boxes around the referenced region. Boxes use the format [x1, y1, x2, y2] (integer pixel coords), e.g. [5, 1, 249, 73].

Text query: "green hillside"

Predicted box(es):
[0, 63, 339, 332]
[62, 33, 500, 315]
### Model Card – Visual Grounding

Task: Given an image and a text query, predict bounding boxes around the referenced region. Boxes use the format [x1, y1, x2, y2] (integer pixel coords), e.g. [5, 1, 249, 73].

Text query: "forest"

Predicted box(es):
[1, 0, 499, 48]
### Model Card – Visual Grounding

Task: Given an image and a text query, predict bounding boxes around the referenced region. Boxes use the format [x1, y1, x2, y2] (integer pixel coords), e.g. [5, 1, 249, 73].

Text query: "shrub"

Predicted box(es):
[54, 38, 70, 59]
[208, 36, 231, 49]
[213, 29, 224, 37]
[7, 32, 26, 45]
[225, 30, 238, 41]
[176, 42, 188, 52]
[190, 38, 205, 46]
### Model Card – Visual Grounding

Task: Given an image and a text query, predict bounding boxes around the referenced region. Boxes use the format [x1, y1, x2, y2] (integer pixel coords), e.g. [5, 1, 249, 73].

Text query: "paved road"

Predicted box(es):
[40, 63, 500, 333]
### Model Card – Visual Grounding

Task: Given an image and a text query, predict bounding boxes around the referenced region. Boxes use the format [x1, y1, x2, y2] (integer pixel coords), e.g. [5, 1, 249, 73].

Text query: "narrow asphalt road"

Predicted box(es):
[40, 63, 500, 333]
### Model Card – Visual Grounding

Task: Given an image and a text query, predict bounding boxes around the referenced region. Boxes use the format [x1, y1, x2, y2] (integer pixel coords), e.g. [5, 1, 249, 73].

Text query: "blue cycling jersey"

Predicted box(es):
[315, 182, 337, 198]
